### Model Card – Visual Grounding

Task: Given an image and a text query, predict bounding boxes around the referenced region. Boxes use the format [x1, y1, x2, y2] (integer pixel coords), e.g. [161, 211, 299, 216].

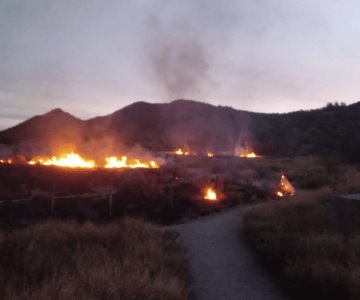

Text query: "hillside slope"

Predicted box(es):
[0, 100, 359, 162]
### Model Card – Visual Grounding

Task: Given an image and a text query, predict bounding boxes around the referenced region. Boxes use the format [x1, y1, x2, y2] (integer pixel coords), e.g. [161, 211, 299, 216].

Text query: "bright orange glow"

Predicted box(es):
[240, 152, 261, 158]
[29, 152, 96, 168]
[175, 148, 190, 155]
[276, 174, 295, 197]
[0, 159, 12, 164]
[276, 191, 284, 197]
[204, 187, 217, 201]
[207, 152, 214, 157]
[27, 152, 160, 169]
[104, 156, 159, 169]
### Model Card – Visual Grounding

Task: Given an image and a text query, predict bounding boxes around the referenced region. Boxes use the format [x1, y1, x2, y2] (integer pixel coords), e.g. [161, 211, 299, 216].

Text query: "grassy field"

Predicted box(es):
[0, 219, 190, 300]
[243, 188, 360, 300]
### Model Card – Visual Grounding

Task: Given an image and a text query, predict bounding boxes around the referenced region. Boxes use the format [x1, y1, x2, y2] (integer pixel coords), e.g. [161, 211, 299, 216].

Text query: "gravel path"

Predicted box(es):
[173, 207, 287, 300]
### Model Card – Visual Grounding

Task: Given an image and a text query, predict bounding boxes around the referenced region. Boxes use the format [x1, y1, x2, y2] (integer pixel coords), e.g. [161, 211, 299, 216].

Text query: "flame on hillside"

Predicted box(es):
[27, 152, 159, 169]
[207, 152, 214, 157]
[105, 156, 158, 169]
[29, 152, 96, 168]
[175, 148, 190, 155]
[204, 187, 217, 201]
[0, 159, 12, 164]
[240, 151, 261, 158]
[276, 173, 295, 197]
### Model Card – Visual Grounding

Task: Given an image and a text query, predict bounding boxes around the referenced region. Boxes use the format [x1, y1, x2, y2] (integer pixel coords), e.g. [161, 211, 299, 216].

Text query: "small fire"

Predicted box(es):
[29, 152, 96, 168]
[240, 152, 261, 158]
[276, 174, 295, 197]
[27, 152, 159, 169]
[204, 187, 217, 201]
[175, 148, 190, 155]
[104, 156, 159, 169]
[207, 152, 214, 157]
[0, 159, 12, 164]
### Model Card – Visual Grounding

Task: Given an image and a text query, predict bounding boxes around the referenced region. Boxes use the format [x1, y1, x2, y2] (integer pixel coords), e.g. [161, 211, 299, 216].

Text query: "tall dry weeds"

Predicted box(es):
[0, 219, 190, 300]
[243, 188, 360, 300]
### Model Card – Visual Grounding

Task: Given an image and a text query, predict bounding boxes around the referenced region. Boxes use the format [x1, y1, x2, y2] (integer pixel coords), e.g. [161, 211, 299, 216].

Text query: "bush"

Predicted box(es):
[0, 219, 190, 300]
[243, 188, 360, 299]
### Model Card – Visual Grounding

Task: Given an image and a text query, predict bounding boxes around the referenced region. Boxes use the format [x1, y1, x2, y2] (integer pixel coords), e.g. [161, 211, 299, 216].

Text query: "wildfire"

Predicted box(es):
[204, 187, 217, 201]
[175, 148, 190, 155]
[0, 159, 12, 164]
[27, 152, 160, 169]
[276, 191, 284, 197]
[104, 156, 159, 169]
[29, 152, 96, 168]
[207, 152, 214, 157]
[240, 152, 261, 158]
[276, 174, 295, 197]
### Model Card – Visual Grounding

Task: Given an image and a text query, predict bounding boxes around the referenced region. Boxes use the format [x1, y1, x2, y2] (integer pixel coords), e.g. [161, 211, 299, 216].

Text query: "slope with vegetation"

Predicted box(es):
[1, 100, 360, 162]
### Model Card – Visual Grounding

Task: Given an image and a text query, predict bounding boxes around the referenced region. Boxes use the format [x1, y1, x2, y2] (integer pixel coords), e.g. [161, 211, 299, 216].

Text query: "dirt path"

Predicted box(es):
[173, 207, 287, 300]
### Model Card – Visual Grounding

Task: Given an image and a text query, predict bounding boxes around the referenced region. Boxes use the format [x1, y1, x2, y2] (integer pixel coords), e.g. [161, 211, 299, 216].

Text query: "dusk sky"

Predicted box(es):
[1, 0, 360, 129]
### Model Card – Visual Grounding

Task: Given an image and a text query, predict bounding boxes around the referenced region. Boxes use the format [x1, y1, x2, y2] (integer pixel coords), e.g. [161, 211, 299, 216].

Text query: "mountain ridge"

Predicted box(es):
[1, 99, 360, 162]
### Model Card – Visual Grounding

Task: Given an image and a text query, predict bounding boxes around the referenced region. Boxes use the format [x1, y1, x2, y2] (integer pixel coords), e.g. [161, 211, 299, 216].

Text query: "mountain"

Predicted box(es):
[1, 100, 360, 162]
[0, 109, 85, 145]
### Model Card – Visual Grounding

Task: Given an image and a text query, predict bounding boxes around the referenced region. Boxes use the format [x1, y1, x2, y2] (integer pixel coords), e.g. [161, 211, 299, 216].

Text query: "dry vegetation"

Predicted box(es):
[0, 219, 190, 300]
[243, 186, 360, 300]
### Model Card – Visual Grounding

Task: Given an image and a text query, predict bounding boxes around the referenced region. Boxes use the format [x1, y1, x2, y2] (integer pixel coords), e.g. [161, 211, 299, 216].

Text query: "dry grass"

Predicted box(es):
[243, 188, 360, 300]
[0, 219, 190, 300]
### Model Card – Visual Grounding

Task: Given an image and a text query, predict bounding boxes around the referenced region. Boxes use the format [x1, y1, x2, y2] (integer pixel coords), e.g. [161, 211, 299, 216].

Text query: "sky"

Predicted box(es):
[1, 0, 360, 129]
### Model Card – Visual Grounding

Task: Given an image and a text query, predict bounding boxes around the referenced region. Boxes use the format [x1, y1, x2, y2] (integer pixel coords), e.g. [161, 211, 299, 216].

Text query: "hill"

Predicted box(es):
[0, 100, 360, 162]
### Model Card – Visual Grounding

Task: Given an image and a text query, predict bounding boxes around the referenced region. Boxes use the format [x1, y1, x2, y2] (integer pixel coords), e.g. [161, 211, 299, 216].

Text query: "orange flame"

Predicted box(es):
[207, 152, 214, 157]
[240, 152, 261, 158]
[27, 152, 159, 169]
[204, 187, 217, 201]
[0, 159, 12, 164]
[29, 152, 96, 168]
[276, 174, 295, 197]
[175, 148, 190, 155]
[104, 156, 159, 169]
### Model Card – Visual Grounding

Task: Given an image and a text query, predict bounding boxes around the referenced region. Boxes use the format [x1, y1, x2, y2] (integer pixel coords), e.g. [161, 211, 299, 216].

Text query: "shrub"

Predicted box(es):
[0, 219, 190, 300]
[243, 188, 360, 299]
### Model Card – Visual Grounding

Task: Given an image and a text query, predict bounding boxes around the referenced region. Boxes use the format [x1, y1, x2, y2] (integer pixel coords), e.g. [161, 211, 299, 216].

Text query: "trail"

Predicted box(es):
[173, 207, 287, 300]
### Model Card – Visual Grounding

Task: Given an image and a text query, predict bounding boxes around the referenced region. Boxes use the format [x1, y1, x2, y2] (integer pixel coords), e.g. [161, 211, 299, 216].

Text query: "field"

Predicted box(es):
[0, 218, 190, 300]
[243, 161, 360, 300]
[0, 155, 278, 228]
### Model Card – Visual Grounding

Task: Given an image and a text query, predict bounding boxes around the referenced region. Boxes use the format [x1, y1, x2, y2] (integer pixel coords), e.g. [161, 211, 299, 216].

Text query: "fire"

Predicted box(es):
[207, 152, 214, 157]
[27, 152, 159, 169]
[104, 156, 159, 169]
[0, 159, 12, 164]
[29, 152, 96, 168]
[276, 174, 295, 197]
[240, 152, 261, 158]
[175, 148, 189, 155]
[276, 191, 284, 197]
[204, 187, 217, 201]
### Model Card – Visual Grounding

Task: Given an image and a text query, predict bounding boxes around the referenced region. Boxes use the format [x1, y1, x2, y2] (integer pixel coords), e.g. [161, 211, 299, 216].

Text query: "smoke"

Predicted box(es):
[148, 27, 209, 98]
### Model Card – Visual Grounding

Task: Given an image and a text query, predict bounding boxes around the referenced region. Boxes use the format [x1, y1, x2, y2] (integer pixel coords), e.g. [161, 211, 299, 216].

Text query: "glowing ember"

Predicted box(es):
[175, 148, 189, 155]
[276, 191, 284, 197]
[29, 152, 96, 168]
[204, 187, 217, 201]
[276, 174, 295, 197]
[105, 156, 159, 169]
[207, 152, 214, 157]
[0, 159, 12, 164]
[240, 152, 261, 158]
